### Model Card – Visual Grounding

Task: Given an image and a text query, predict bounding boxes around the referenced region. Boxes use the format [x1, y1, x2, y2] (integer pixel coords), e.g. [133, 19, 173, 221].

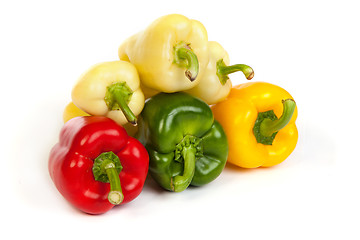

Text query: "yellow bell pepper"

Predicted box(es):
[71, 61, 145, 126]
[118, 14, 209, 93]
[185, 41, 254, 104]
[63, 102, 90, 123]
[211, 82, 298, 168]
[63, 102, 138, 137]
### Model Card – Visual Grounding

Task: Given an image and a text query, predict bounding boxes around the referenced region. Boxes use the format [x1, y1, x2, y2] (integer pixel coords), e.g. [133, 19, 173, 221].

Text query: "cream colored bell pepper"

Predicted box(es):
[186, 41, 254, 104]
[71, 61, 145, 125]
[118, 14, 209, 93]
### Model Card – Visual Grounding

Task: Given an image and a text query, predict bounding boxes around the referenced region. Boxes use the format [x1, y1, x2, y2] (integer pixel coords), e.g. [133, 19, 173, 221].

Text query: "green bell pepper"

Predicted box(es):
[137, 92, 229, 192]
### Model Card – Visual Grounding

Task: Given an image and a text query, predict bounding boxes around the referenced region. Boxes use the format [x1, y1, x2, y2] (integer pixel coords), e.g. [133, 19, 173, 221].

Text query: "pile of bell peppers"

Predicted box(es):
[49, 14, 298, 215]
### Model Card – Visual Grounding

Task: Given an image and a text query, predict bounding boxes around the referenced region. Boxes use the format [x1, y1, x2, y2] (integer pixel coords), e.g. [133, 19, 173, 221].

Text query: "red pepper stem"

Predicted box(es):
[216, 59, 254, 85]
[105, 82, 137, 126]
[173, 42, 199, 81]
[92, 152, 124, 205]
[173, 146, 196, 192]
[104, 162, 124, 205]
[260, 99, 296, 137]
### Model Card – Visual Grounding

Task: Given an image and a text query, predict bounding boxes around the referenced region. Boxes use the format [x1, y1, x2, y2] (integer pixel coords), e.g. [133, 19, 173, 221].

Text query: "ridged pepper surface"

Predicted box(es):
[136, 92, 228, 192]
[49, 116, 149, 214]
[212, 82, 298, 168]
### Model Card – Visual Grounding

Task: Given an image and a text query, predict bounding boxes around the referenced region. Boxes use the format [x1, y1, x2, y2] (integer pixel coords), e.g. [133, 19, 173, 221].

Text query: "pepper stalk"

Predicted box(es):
[71, 61, 145, 126]
[172, 135, 203, 192]
[184, 41, 254, 105]
[216, 59, 254, 85]
[173, 42, 200, 82]
[254, 99, 296, 145]
[93, 151, 124, 205]
[105, 82, 137, 125]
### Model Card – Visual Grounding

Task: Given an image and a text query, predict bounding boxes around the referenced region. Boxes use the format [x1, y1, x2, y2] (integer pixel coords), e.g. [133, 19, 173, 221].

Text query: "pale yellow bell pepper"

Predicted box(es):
[186, 41, 254, 104]
[118, 14, 209, 93]
[71, 61, 145, 126]
[118, 33, 160, 99]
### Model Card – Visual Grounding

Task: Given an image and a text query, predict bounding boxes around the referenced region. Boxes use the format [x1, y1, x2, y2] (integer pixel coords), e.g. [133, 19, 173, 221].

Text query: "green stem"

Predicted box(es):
[216, 59, 254, 85]
[173, 42, 199, 81]
[173, 146, 196, 192]
[92, 152, 124, 205]
[104, 161, 124, 205]
[112, 89, 137, 125]
[105, 82, 137, 125]
[260, 99, 296, 137]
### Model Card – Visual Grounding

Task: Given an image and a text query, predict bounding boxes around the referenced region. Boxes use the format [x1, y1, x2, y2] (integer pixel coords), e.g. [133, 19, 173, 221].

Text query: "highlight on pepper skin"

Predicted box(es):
[48, 116, 149, 214]
[211, 81, 298, 168]
[48, 13, 301, 214]
[118, 14, 210, 93]
[63, 102, 139, 137]
[71, 61, 145, 126]
[136, 92, 229, 192]
[185, 41, 254, 105]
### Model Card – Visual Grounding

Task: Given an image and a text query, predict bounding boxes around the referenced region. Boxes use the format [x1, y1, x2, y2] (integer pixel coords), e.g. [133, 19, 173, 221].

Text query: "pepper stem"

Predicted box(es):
[173, 42, 199, 81]
[93, 152, 124, 205]
[173, 146, 196, 192]
[216, 59, 254, 85]
[105, 82, 137, 126]
[260, 99, 296, 137]
[104, 162, 124, 205]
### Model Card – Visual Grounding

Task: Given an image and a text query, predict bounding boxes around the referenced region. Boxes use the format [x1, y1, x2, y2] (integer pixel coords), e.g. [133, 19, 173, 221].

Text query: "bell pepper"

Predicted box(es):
[117, 33, 161, 99]
[63, 102, 138, 137]
[211, 81, 298, 168]
[136, 92, 228, 192]
[118, 14, 209, 93]
[185, 41, 254, 104]
[71, 61, 145, 126]
[63, 102, 90, 122]
[48, 116, 149, 214]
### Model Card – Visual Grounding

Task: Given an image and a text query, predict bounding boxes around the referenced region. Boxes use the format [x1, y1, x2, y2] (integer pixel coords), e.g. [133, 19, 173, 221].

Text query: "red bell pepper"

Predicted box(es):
[48, 116, 149, 214]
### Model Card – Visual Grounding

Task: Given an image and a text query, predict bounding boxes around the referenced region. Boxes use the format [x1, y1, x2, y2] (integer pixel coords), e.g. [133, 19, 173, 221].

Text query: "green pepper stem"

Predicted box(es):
[104, 162, 124, 205]
[112, 89, 137, 125]
[173, 42, 199, 81]
[105, 82, 137, 126]
[260, 99, 296, 137]
[173, 146, 196, 192]
[92, 152, 124, 205]
[216, 59, 254, 85]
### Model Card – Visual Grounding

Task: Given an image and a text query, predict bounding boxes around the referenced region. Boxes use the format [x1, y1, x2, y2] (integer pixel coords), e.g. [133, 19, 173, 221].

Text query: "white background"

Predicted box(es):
[1, 0, 359, 239]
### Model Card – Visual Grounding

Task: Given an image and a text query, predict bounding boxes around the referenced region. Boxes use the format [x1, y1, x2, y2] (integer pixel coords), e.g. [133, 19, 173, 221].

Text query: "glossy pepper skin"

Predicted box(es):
[63, 102, 90, 122]
[186, 41, 254, 104]
[118, 14, 209, 93]
[72, 61, 145, 126]
[136, 92, 228, 192]
[63, 102, 138, 137]
[48, 116, 149, 214]
[211, 82, 298, 168]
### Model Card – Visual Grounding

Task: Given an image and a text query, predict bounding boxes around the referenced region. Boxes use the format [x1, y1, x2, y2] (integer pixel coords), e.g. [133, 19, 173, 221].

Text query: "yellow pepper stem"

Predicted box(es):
[216, 59, 254, 85]
[173, 42, 199, 81]
[260, 99, 296, 137]
[105, 82, 137, 125]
